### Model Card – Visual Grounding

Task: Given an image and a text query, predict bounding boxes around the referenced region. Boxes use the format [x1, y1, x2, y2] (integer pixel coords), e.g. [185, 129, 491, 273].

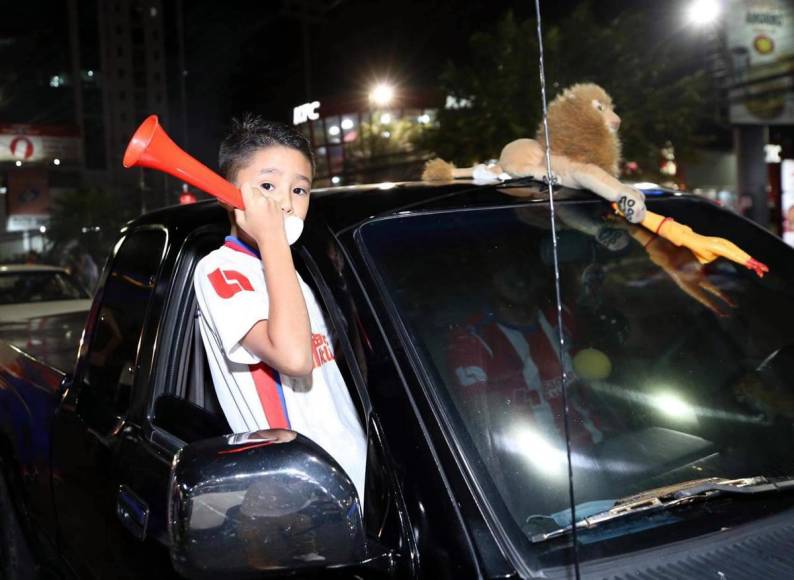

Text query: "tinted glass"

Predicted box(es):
[359, 197, 794, 559]
[0, 271, 89, 304]
[81, 229, 166, 430]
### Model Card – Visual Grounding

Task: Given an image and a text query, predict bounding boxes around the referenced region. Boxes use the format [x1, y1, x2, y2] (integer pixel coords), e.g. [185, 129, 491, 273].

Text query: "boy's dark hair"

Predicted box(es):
[219, 113, 315, 182]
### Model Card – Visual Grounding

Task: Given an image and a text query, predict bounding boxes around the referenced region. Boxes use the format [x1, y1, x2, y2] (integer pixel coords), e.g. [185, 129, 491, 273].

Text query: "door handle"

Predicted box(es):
[116, 484, 149, 541]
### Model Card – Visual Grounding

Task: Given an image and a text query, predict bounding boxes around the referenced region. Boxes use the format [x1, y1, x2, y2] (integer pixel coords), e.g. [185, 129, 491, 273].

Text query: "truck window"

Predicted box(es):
[152, 237, 369, 445]
[79, 228, 166, 434]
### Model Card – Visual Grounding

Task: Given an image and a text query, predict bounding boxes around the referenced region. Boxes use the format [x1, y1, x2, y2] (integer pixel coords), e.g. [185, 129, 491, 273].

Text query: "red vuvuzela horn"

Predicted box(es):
[123, 115, 243, 209]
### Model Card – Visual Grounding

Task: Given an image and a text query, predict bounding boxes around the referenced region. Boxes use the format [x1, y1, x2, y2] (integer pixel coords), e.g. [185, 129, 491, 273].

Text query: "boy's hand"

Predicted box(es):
[235, 182, 287, 245]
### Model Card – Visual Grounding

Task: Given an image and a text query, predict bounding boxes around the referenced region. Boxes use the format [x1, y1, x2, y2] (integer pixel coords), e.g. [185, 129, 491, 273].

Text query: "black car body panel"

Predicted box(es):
[0, 180, 793, 579]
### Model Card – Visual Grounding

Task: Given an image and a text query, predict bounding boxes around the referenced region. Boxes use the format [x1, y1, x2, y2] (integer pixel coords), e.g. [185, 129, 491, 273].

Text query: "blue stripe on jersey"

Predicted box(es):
[274, 370, 292, 429]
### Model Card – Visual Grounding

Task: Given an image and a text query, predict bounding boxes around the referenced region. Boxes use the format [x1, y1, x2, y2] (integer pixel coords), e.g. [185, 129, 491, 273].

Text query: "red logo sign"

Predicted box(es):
[208, 268, 254, 299]
[9, 136, 34, 160]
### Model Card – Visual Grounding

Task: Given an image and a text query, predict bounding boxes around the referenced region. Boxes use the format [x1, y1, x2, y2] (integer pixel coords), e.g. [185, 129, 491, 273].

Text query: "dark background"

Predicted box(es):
[1, 0, 667, 165]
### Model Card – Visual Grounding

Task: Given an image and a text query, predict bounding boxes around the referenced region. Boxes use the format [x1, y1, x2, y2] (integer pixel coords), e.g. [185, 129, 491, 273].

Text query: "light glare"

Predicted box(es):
[651, 392, 698, 422]
[369, 82, 395, 107]
[687, 0, 720, 26]
[503, 426, 567, 477]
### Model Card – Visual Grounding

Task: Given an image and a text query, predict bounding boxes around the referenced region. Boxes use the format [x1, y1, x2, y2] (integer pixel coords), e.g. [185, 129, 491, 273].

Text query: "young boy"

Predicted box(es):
[193, 115, 366, 501]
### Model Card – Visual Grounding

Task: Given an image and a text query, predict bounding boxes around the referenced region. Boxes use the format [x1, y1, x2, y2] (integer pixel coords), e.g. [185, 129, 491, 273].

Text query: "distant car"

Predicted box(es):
[0, 265, 92, 369]
[0, 264, 92, 323]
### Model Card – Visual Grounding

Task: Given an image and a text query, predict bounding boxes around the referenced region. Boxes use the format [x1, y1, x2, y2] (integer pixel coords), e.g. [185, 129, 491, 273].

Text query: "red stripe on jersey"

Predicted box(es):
[208, 268, 254, 299]
[249, 363, 290, 429]
[527, 325, 562, 382]
[218, 441, 274, 454]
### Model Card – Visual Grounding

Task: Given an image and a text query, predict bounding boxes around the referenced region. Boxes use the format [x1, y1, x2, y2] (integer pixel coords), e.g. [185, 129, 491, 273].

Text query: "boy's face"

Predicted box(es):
[234, 145, 313, 221]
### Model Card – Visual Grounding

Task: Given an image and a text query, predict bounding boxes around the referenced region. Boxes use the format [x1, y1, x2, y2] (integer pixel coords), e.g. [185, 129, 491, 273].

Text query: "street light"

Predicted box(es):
[686, 0, 721, 27]
[369, 82, 395, 107]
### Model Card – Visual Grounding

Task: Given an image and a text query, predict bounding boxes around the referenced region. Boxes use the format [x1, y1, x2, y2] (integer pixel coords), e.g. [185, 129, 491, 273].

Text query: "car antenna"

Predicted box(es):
[531, 1, 582, 578]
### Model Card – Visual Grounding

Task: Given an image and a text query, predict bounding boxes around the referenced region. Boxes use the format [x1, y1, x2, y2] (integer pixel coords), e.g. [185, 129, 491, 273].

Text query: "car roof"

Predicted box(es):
[129, 179, 683, 236]
[0, 264, 69, 274]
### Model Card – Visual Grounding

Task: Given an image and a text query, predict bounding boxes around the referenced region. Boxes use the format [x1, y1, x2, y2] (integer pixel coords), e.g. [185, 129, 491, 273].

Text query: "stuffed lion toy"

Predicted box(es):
[422, 83, 646, 223]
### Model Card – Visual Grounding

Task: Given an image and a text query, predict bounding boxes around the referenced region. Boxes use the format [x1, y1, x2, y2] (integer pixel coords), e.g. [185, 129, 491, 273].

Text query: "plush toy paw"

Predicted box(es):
[472, 163, 509, 182]
[540, 171, 560, 186]
[616, 186, 646, 223]
[595, 225, 631, 251]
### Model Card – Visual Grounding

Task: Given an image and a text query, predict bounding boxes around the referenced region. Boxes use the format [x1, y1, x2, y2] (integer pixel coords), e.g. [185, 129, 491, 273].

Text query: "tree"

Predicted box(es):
[418, 12, 540, 165]
[418, 3, 719, 180]
[348, 117, 426, 159]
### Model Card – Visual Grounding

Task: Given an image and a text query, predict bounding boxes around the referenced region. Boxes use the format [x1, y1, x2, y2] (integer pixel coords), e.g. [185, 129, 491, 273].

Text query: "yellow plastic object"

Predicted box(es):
[627, 227, 736, 317]
[573, 348, 612, 380]
[614, 204, 769, 278]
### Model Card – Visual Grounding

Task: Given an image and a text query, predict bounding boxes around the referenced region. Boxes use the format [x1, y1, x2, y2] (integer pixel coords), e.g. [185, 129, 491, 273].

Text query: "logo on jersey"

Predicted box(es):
[312, 333, 335, 368]
[208, 268, 254, 299]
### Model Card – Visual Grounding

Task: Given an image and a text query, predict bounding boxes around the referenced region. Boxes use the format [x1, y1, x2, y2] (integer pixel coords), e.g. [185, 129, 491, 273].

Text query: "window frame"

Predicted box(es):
[352, 206, 549, 574]
[74, 224, 169, 435]
[147, 226, 375, 446]
[145, 225, 226, 453]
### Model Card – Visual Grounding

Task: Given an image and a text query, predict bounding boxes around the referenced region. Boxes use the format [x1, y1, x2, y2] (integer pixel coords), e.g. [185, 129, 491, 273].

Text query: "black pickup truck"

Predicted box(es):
[3, 181, 794, 580]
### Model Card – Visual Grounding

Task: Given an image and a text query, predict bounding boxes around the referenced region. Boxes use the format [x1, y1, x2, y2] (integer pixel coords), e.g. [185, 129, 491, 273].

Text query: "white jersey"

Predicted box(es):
[193, 237, 367, 501]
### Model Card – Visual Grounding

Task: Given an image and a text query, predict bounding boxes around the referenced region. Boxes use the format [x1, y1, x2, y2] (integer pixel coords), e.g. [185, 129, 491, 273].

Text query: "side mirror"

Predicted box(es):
[168, 429, 366, 578]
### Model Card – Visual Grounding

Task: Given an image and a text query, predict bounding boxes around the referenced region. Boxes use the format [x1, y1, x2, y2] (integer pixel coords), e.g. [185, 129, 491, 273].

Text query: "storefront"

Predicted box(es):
[0, 124, 81, 259]
[292, 87, 441, 186]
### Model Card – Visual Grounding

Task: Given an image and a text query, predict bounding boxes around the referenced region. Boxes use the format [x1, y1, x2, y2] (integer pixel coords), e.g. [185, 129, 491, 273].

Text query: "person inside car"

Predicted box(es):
[192, 115, 366, 502]
[446, 247, 626, 515]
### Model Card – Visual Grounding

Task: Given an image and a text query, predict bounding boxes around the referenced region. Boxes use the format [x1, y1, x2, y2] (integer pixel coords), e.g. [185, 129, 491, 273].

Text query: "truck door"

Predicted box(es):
[51, 227, 174, 579]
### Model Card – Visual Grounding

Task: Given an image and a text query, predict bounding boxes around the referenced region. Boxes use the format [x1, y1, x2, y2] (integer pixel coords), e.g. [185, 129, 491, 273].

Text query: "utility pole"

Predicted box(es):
[736, 125, 770, 227]
[66, 0, 85, 170]
[177, 0, 189, 149]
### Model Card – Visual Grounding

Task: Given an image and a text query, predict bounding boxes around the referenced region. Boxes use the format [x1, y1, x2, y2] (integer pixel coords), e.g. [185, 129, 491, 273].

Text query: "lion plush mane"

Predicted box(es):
[537, 83, 620, 177]
[421, 82, 645, 222]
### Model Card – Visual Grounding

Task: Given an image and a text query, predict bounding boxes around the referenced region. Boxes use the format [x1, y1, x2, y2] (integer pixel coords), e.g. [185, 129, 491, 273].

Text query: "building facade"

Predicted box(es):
[292, 89, 441, 186]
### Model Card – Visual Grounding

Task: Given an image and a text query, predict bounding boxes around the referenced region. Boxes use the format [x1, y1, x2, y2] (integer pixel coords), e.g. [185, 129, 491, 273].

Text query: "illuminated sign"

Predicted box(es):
[0, 125, 80, 163]
[293, 101, 320, 125]
[781, 159, 794, 247]
[179, 192, 197, 205]
[725, 0, 794, 125]
[445, 95, 472, 109]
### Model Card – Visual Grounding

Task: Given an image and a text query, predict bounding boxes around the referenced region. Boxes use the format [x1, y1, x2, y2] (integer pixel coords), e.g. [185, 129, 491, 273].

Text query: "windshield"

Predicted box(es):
[358, 196, 794, 561]
[0, 271, 90, 304]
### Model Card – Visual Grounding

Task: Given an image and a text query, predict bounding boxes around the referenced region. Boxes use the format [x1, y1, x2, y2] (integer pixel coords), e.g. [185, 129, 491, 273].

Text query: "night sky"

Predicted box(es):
[1, 0, 689, 165]
[177, 0, 656, 161]
[181, 0, 640, 119]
